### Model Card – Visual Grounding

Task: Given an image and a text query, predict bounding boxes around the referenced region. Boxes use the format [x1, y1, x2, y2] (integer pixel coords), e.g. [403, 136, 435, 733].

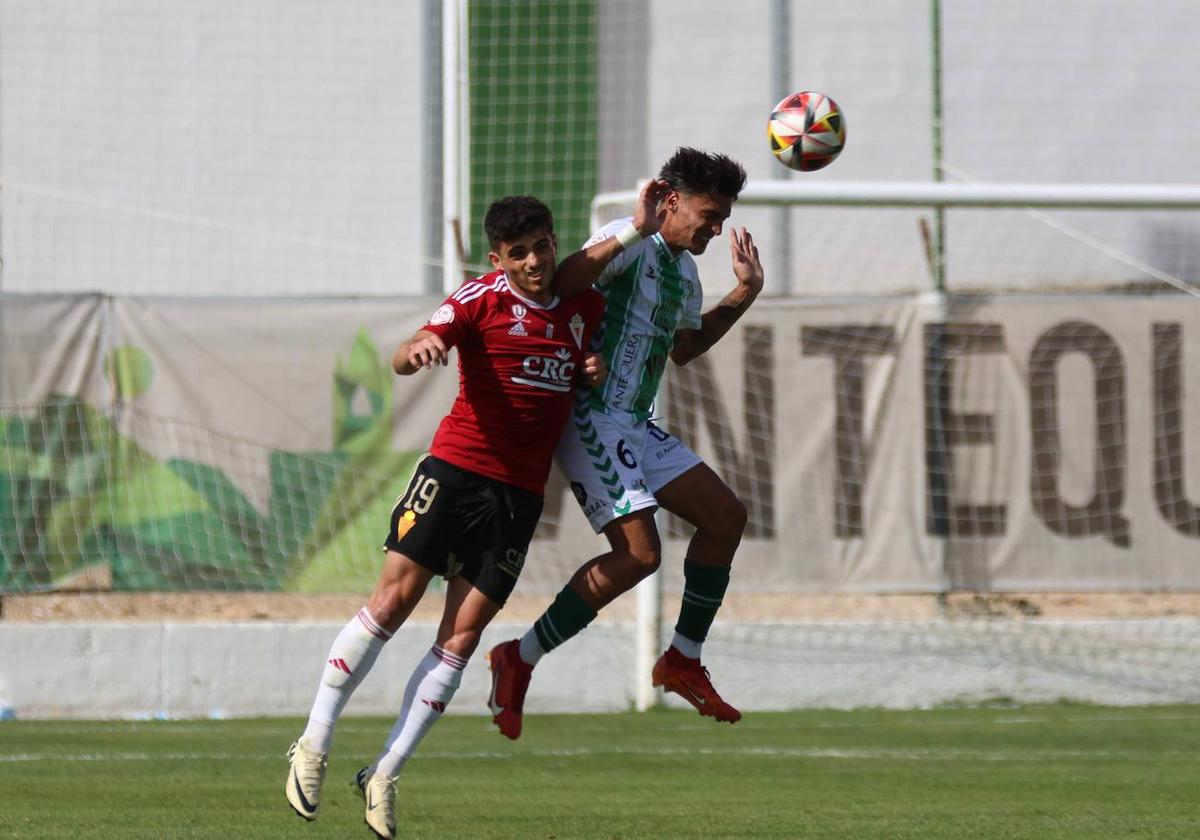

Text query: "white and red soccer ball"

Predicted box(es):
[767, 91, 846, 172]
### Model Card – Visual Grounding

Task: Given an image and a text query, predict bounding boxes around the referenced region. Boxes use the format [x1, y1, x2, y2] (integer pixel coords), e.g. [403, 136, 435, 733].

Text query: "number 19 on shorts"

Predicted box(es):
[399, 473, 441, 515]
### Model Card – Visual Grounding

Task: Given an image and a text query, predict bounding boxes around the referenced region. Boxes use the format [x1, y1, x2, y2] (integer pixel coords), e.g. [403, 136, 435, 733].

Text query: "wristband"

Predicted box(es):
[614, 223, 643, 251]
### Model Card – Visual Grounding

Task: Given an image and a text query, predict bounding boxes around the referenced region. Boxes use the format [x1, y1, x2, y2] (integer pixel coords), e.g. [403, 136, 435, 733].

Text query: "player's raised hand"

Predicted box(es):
[729, 227, 764, 296]
[580, 352, 607, 387]
[633, 178, 670, 238]
[406, 332, 449, 370]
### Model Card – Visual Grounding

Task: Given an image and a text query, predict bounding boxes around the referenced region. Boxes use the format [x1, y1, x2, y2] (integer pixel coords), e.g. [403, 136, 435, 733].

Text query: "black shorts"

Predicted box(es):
[382, 455, 543, 606]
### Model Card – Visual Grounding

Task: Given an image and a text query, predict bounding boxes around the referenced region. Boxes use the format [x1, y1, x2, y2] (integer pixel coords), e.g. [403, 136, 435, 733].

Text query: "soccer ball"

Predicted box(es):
[767, 91, 846, 172]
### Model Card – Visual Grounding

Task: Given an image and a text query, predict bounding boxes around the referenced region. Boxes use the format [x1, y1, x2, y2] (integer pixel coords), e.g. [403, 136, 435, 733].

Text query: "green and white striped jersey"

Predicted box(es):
[584, 217, 703, 421]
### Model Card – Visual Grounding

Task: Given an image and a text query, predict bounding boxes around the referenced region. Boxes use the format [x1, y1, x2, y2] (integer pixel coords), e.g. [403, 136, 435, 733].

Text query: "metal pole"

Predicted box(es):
[930, 0, 946, 293]
[927, 0, 951, 611]
[770, 0, 793, 296]
[422, 0, 443, 295]
[595, 181, 1200, 211]
[441, 0, 463, 292]
[456, 0, 471, 266]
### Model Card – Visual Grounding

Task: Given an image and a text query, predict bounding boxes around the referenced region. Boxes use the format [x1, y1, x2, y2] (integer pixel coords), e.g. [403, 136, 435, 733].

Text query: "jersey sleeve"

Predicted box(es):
[420, 289, 476, 348]
[583, 289, 606, 336]
[583, 217, 641, 286]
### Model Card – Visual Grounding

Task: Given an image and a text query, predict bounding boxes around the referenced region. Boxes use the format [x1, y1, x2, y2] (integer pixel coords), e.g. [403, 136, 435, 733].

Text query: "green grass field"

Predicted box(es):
[3, 705, 1198, 839]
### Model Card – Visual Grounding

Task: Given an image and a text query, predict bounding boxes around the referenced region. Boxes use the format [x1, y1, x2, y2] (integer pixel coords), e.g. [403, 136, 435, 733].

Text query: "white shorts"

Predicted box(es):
[555, 404, 702, 533]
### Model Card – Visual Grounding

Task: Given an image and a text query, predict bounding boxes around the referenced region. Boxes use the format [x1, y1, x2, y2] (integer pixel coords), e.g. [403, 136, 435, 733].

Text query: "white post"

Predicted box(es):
[769, 0, 793, 296]
[634, 561, 663, 711]
[635, 477, 668, 710]
[592, 181, 1200, 212]
[441, 0, 464, 292]
[589, 187, 665, 712]
[455, 0, 470, 267]
[920, 289, 950, 604]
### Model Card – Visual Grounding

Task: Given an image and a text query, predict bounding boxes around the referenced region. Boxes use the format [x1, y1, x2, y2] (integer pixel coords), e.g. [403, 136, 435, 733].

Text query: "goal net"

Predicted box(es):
[3, 0, 1200, 708]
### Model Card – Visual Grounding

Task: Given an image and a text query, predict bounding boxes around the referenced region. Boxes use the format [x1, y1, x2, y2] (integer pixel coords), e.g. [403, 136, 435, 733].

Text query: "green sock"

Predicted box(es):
[674, 561, 731, 643]
[533, 585, 598, 653]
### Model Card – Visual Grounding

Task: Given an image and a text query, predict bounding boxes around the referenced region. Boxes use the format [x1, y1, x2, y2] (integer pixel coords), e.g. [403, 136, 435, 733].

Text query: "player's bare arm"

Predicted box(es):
[580, 352, 607, 388]
[670, 227, 764, 366]
[393, 329, 450, 375]
[552, 179, 671, 298]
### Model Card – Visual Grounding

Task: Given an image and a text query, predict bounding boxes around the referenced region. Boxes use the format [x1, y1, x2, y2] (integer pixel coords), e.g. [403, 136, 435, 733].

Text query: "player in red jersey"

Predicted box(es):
[285, 196, 606, 839]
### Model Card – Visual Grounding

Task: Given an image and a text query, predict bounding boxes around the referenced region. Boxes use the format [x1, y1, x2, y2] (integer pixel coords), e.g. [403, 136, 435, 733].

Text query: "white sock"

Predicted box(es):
[301, 607, 391, 753]
[374, 645, 467, 778]
[518, 629, 546, 666]
[670, 631, 702, 660]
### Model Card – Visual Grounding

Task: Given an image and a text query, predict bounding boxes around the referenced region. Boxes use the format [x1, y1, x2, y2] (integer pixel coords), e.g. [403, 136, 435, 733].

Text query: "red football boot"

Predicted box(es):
[486, 640, 534, 739]
[651, 647, 741, 723]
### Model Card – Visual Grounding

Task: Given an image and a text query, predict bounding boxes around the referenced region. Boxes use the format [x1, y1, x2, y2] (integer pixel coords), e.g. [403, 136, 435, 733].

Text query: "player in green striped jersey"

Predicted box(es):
[488, 148, 764, 736]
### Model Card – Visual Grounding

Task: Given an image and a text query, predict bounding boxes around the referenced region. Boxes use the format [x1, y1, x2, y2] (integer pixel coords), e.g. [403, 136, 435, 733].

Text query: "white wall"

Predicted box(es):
[0, 0, 428, 296]
[3, 619, 1196, 719]
[644, 0, 1200, 295]
[3, 1, 1199, 297]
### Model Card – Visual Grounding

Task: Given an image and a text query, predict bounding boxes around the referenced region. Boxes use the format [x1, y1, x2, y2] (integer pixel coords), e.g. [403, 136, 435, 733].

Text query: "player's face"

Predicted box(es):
[660, 191, 733, 254]
[490, 228, 558, 303]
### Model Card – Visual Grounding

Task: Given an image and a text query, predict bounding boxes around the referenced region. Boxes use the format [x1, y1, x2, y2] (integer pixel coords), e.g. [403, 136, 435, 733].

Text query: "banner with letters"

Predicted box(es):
[2, 293, 1198, 594]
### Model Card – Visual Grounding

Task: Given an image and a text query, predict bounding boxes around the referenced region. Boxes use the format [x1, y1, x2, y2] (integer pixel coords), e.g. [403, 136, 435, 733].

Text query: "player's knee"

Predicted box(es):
[709, 495, 748, 541]
[606, 513, 662, 577]
[439, 632, 480, 662]
[366, 586, 408, 631]
[625, 543, 662, 577]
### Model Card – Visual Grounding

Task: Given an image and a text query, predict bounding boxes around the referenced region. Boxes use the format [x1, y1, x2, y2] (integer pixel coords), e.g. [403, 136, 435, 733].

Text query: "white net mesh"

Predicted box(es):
[0, 0, 432, 296]
[3, 1, 1200, 708]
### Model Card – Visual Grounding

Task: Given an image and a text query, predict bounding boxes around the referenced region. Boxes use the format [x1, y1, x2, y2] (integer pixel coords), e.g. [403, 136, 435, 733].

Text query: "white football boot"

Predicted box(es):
[355, 765, 399, 839]
[284, 739, 328, 821]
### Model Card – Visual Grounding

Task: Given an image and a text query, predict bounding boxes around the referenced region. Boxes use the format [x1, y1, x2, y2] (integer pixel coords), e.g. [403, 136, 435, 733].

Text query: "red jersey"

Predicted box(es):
[419, 271, 604, 494]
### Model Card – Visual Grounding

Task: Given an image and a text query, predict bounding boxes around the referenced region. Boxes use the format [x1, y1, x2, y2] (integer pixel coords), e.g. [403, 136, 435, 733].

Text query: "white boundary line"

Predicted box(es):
[11, 712, 1198, 736]
[1, 745, 1191, 764]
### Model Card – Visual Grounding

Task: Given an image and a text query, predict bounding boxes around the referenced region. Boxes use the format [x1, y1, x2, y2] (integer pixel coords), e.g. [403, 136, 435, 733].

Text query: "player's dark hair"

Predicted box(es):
[658, 147, 747, 201]
[484, 196, 555, 249]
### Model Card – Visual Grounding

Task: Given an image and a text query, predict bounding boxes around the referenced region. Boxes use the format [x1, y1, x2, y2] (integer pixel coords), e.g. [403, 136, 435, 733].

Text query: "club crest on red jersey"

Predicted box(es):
[569, 313, 585, 349]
